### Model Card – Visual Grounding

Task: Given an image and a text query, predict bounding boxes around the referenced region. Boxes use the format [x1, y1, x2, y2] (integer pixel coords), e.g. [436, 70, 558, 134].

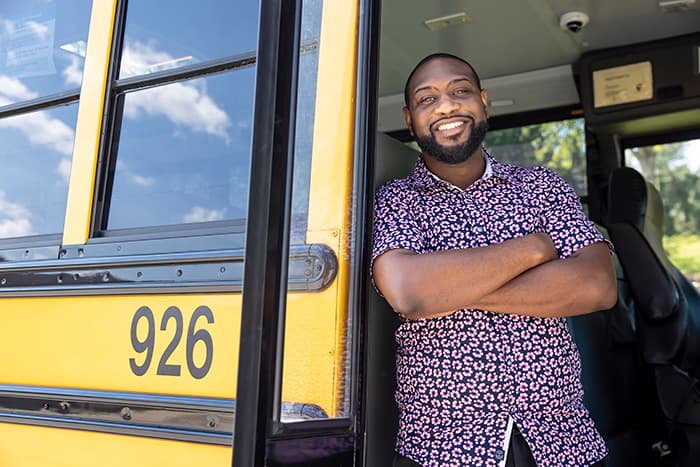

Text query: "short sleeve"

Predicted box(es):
[371, 181, 426, 265]
[534, 167, 612, 259]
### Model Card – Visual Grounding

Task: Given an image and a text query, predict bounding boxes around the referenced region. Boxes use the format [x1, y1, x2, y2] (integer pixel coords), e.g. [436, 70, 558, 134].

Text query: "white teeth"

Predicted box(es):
[437, 121, 464, 131]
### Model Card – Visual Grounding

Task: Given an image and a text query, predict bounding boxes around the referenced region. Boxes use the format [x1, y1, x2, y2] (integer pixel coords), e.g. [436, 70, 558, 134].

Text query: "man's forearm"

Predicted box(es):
[373, 233, 557, 319]
[472, 242, 617, 317]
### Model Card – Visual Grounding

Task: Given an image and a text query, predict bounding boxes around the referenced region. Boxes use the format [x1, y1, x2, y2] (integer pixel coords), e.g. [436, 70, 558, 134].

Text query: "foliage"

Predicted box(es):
[664, 234, 700, 283]
[484, 119, 587, 194]
[626, 143, 700, 236]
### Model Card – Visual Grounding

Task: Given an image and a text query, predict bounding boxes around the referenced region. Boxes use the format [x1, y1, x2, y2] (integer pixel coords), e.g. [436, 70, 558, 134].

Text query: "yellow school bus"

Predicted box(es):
[0, 0, 360, 465]
[0, 0, 699, 466]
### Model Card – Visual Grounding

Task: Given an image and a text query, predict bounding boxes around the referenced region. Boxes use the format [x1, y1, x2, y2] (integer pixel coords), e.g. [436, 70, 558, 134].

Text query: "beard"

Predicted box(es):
[415, 118, 489, 165]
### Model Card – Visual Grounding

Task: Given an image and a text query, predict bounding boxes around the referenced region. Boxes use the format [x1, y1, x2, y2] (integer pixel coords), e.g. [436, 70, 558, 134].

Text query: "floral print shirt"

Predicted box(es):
[371, 151, 609, 466]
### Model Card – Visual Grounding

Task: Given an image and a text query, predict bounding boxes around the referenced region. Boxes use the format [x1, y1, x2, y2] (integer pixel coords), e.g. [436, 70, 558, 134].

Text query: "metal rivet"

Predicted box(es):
[58, 402, 70, 413]
[206, 415, 218, 428]
[120, 407, 132, 420]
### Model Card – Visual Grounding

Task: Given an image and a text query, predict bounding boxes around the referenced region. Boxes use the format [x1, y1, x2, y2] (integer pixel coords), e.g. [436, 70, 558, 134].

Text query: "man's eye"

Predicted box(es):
[454, 88, 469, 95]
[419, 96, 435, 104]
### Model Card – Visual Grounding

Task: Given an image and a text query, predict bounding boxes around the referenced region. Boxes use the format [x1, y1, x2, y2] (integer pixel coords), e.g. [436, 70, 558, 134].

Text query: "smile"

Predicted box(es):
[436, 121, 465, 131]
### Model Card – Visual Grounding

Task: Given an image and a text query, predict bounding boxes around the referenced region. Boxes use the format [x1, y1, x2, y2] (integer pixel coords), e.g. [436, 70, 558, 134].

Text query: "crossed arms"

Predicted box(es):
[372, 233, 617, 320]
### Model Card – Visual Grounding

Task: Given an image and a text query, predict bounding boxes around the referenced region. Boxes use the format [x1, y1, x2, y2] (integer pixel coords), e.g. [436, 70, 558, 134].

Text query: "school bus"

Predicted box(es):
[0, 0, 698, 466]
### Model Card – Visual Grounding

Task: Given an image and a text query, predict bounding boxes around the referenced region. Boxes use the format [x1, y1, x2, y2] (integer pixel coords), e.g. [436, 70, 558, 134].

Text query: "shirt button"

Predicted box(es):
[494, 447, 505, 460]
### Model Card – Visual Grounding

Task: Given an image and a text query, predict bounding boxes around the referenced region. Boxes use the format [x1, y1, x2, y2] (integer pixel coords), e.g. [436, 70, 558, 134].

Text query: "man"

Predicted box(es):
[372, 53, 616, 466]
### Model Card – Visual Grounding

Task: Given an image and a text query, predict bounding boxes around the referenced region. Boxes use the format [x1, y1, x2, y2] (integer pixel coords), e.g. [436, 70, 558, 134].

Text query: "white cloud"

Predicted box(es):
[0, 75, 39, 103]
[57, 157, 72, 183]
[115, 160, 155, 187]
[0, 109, 75, 157]
[62, 55, 83, 86]
[0, 191, 33, 237]
[121, 41, 231, 143]
[1, 19, 16, 34]
[183, 206, 225, 223]
[129, 173, 155, 187]
[0, 75, 75, 166]
[26, 20, 50, 40]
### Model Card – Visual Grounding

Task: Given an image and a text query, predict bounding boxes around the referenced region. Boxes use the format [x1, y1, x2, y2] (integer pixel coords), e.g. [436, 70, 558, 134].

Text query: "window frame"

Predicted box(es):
[90, 0, 257, 246]
[0, 1, 90, 252]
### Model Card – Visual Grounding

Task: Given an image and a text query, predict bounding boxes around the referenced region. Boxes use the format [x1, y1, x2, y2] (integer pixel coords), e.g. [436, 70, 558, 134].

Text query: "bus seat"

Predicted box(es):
[568, 224, 655, 466]
[606, 167, 700, 461]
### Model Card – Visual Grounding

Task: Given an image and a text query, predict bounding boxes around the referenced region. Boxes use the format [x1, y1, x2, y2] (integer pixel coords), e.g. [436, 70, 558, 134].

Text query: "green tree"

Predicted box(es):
[484, 119, 586, 194]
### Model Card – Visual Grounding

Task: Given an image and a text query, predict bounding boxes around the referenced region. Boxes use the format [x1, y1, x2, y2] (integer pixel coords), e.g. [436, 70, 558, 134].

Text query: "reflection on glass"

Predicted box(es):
[119, 0, 260, 78]
[0, 103, 78, 237]
[280, 0, 354, 423]
[0, 0, 90, 103]
[625, 139, 700, 289]
[107, 68, 255, 230]
[484, 118, 587, 195]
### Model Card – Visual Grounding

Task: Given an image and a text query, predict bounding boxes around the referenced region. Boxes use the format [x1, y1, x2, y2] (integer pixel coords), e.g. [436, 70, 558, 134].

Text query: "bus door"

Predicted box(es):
[0, 0, 370, 466]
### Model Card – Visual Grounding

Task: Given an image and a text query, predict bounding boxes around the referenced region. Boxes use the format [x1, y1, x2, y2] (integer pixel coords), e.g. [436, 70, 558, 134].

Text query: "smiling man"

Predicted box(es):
[371, 54, 616, 466]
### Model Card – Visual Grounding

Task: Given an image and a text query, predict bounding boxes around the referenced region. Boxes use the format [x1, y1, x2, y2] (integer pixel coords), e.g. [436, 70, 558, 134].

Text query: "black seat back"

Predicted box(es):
[606, 167, 700, 373]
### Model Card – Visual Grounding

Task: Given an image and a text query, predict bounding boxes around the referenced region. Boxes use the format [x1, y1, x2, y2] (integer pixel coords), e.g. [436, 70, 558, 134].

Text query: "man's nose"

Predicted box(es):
[434, 94, 459, 114]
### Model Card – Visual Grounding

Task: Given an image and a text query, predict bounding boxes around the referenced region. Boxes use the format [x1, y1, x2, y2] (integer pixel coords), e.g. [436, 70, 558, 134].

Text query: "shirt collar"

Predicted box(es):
[410, 147, 515, 191]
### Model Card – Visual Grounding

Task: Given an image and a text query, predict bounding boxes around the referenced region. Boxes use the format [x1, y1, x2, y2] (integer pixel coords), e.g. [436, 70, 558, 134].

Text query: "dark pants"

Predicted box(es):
[393, 424, 607, 467]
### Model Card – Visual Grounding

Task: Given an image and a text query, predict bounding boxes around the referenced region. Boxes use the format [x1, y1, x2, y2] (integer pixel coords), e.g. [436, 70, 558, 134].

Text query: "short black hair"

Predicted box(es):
[403, 53, 482, 107]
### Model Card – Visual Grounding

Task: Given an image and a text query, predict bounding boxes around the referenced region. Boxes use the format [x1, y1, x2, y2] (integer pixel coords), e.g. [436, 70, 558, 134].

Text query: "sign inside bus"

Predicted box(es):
[129, 305, 215, 379]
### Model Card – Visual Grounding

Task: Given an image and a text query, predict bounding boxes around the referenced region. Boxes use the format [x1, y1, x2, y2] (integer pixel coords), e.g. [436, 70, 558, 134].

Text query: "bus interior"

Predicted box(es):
[367, 1, 700, 466]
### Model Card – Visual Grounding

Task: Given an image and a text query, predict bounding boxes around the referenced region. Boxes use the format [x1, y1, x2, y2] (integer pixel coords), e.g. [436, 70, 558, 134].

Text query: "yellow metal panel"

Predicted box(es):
[1, 295, 240, 398]
[281, 230, 341, 414]
[62, 0, 118, 245]
[305, 0, 358, 234]
[0, 423, 231, 467]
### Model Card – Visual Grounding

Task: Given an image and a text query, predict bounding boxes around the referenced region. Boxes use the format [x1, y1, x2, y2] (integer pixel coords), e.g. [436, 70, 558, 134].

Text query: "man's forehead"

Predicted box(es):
[409, 57, 477, 91]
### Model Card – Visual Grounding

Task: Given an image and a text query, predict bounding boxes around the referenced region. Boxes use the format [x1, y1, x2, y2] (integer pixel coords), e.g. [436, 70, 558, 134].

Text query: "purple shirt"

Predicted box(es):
[372, 151, 609, 466]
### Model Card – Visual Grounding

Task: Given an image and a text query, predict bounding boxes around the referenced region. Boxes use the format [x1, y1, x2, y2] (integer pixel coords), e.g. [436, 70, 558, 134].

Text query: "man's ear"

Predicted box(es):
[402, 106, 414, 136]
[480, 88, 489, 118]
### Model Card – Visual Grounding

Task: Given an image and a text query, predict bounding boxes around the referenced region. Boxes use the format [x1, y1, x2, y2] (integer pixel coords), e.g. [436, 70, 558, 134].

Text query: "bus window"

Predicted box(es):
[278, 0, 355, 423]
[100, 1, 259, 234]
[118, 0, 258, 79]
[0, 0, 90, 243]
[105, 70, 255, 230]
[0, 104, 78, 239]
[0, 0, 90, 95]
[624, 138, 700, 290]
[483, 118, 587, 196]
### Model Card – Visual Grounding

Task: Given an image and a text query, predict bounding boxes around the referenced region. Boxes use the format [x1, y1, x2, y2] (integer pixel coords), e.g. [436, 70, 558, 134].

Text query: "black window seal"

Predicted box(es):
[232, 0, 302, 465]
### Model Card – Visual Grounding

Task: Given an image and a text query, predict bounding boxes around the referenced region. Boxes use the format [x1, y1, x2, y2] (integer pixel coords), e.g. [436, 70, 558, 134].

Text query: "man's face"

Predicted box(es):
[403, 57, 489, 164]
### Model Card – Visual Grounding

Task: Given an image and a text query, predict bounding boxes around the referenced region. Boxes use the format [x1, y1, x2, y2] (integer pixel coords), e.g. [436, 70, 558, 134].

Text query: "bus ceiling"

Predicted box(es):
[377, 0, 700, 137]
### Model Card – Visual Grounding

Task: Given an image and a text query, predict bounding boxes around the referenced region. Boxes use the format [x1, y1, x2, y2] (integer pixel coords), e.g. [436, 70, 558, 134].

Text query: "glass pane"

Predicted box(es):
[0, 0, 91, 102]
[119, 0, 260, 79]
[0, 103, 78, 237]
[106, 68, 255, 230]
[625, 138, 700, 290]
[483, 118, 587, 195]
[279, 0, 353, 423]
